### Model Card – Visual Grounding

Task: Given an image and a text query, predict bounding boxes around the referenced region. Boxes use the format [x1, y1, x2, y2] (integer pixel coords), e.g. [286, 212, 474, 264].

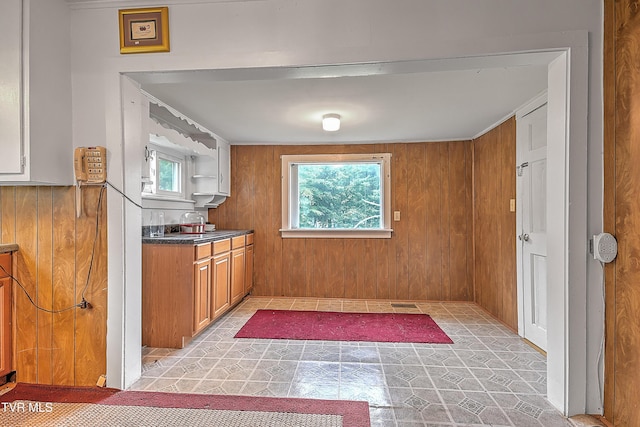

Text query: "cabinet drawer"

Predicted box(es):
[0, 254, 10, 279]
[246, 233, 254, 245]
[195, 243, 212, 260]
[213, 239, 231, 255]
[231, 235, 245, 249]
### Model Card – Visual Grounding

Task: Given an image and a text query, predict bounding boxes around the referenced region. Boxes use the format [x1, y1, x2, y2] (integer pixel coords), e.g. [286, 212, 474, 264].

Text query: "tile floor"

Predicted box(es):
[130, 297, 573, 426]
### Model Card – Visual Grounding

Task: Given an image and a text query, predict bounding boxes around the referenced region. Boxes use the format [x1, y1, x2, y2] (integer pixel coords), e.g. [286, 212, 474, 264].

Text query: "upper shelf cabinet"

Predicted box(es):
[144, 93, 230, 208]
[0, 0, 73, 184]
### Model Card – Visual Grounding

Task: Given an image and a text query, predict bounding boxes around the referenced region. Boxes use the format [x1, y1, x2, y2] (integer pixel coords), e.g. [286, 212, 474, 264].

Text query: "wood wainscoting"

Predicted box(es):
[603, 0, 640, 424]
[472, 117, 517, 331]
[0, 186, 107, 387]
[209, 142, 474, 301]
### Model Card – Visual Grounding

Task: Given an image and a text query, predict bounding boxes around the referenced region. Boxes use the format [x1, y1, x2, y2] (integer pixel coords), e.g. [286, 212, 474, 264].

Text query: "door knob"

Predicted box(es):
[518, 233, 530, 241]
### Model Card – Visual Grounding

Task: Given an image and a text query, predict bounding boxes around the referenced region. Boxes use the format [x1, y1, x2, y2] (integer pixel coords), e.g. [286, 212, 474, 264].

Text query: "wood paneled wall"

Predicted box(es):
[209, 142, 474, 301]
[472, 118, 517, 331]
[603, 0, 616, 420]
[0, 186, 107, 387]
[603, 1, 640, 424]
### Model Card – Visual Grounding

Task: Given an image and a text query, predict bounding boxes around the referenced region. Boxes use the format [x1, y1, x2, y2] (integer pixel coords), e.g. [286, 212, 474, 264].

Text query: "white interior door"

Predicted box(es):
[516, 99, 548, 351]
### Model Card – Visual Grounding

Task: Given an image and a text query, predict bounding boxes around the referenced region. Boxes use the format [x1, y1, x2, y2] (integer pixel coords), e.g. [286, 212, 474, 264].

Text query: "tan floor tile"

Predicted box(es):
[130, 296, 570, 427]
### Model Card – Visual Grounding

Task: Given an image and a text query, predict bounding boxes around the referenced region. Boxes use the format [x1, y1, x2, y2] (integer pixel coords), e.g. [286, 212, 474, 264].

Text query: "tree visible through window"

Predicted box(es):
[158, 157, 180, 193]
[144, 146, 185, 198]
[281, 153, 392, 238]
[297, 163, 381, 229]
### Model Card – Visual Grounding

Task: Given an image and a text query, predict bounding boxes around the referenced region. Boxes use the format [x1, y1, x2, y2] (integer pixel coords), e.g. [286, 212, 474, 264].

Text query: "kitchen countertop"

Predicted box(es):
[142, 230, 253, 245]
[0, 244, 18, 254]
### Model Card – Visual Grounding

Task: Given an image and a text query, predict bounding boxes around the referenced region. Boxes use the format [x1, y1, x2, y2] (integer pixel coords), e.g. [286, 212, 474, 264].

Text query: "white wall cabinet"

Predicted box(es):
[0, 0, 73, 184]
[0, 0, 23, 176]
[144, 94, 230, 209]
[217, 139, 231, 196]
[191, 153, 219, 208]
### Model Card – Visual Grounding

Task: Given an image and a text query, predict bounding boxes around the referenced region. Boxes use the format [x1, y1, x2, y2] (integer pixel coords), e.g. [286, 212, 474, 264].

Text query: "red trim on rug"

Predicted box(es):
[1, 384, 371, 427]
[234, 309, 454, 343]
[0, 384, 119, 404]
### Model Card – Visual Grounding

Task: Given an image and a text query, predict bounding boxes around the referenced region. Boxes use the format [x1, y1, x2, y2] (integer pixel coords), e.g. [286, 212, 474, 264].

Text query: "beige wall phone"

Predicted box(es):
[74, 147, 106, 183]
[74, 146, 107, 217]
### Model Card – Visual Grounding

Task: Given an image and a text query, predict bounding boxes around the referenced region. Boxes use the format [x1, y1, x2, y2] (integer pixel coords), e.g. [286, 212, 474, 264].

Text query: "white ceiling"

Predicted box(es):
[127, 53, 553, 145]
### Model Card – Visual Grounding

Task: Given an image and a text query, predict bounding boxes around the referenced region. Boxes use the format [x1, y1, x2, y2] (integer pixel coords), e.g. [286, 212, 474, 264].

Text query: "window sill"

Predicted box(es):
[280, 228, 393, 239]
[141, 194, 195, 204]
[141, 195, 196, 211]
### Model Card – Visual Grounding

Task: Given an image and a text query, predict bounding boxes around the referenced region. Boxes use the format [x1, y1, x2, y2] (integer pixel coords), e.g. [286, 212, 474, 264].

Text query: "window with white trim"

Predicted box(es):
[143, 145, 186, 200]
[281, 153, 392, 238]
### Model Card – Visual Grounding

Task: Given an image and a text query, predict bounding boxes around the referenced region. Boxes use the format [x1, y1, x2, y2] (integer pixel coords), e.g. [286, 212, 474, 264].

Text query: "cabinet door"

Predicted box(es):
[212, 252, 231, 318]
[193, 259, 212, 333]
[0, 277, 11, 376]
[230, 248, 245, 305]
[0, 0, 23, 174]
[244, 244, 254, 295]
[217, 140, 231, 196]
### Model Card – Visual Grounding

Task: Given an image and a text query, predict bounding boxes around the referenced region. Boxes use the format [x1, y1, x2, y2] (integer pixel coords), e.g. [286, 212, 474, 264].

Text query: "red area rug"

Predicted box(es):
[1, 383, 370, 426]
[234, 310, 453, 343]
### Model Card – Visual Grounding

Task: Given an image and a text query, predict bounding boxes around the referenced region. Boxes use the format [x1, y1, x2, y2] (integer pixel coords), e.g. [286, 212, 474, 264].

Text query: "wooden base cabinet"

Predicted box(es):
[212, 251, 231, 318]
[0, 254, 12, 377]
[142, 244, 195, 348]
[245, 238, 254, 295]
[194, 258, 212, 333]
[142, 233, 252, 348]
[230, 235, 246, 306]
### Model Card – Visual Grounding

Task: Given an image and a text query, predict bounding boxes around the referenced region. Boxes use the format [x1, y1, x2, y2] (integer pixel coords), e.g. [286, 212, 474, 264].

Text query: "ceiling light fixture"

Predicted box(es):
[322, 113, 341, 132]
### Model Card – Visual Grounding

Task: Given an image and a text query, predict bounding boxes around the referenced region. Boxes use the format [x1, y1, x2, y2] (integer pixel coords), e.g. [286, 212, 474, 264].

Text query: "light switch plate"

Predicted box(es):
[509, 199, 516, 212]
[394, 211, 401, 221]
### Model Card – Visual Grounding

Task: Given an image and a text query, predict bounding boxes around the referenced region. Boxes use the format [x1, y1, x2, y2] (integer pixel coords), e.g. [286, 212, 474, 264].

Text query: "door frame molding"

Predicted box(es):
[105, 31, 592, 417]
[545, 51, 589, 415]
[512, 46, 589, 416]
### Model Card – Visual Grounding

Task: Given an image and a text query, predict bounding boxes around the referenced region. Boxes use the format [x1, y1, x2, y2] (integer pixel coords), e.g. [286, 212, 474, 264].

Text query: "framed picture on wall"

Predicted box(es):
[118, 7, 170, 54]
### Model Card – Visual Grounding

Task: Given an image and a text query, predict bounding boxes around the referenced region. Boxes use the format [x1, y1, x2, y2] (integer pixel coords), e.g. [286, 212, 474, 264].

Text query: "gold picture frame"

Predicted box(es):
[119, 7, 170, 54]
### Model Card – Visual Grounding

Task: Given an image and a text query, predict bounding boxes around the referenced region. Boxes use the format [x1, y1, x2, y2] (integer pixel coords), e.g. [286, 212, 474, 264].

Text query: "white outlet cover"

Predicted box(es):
[593, 233, 617, 263]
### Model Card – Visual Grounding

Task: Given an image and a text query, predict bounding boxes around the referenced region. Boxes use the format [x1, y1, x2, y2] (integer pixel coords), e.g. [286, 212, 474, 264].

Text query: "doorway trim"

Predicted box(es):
[105, 34, 591, 417]
[511, 49, 588, 415]
[544, 49, 588, 415]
